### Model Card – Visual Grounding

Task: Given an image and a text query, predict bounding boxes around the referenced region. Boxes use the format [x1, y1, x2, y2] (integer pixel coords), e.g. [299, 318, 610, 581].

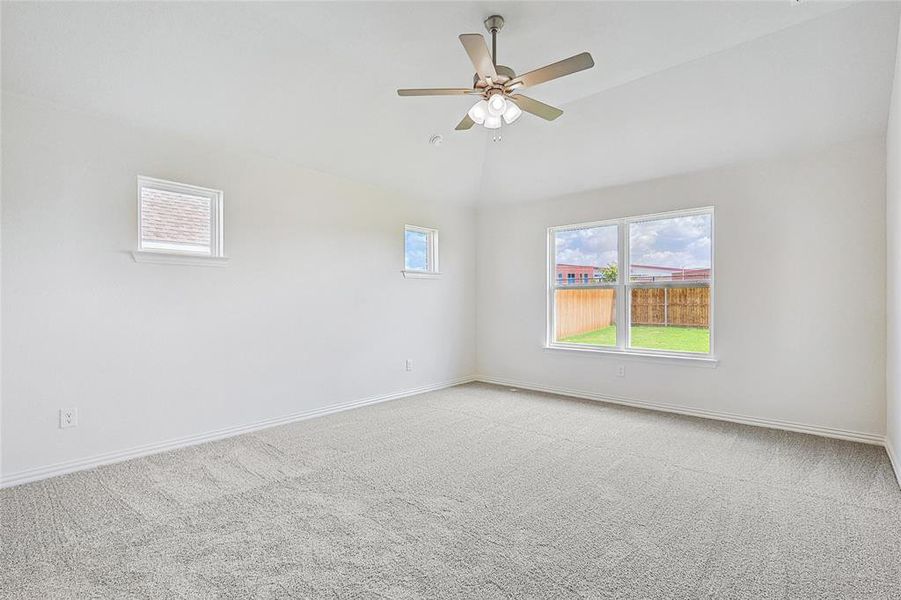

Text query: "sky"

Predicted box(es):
[405, 229, 428, 270]
[555, 214, 711, 269]
[555, 224, 618, 268]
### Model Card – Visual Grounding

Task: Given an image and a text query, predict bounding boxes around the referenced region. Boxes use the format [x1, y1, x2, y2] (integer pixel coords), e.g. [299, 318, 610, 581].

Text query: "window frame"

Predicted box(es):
[134, 176, 226, 264]
[403, 224, 440, 278]
[546, 207, 715, 363]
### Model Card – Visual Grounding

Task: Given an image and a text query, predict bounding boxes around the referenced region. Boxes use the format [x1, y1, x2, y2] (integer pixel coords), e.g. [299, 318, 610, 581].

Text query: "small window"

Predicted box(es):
[137, 176, 223, 257]
[404, 225, 439, 277]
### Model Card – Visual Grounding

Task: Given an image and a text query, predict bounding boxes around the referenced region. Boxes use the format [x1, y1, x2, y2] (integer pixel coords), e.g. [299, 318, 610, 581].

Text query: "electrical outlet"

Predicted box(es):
[405, 359, 413, 372]
[617, 365, 625, 377]
[59, 408, 78, 429]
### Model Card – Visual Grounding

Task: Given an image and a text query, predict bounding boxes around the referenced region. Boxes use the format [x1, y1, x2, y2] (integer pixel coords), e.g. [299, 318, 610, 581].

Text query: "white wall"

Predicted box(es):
[2, 91, 892, 484]
[886, 16, 901, 475]
[477, 137, 887, 440]
[0, 93, 476, 481]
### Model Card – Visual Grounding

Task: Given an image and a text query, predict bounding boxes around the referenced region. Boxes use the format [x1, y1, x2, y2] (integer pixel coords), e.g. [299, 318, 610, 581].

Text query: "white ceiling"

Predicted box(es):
[3, 1, 899, 205]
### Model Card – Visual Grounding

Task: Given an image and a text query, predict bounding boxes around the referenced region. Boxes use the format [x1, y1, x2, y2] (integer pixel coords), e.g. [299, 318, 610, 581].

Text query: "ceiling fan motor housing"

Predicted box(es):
[473, 65, 516, 89]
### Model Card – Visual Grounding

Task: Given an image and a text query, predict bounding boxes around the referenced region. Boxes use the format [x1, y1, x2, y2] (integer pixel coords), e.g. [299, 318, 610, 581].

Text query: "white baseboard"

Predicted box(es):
[0, 376, 475, 489]
[474, 376, 886, 446]
[7, 376, 895, 489]
[886, 436, 901, 489]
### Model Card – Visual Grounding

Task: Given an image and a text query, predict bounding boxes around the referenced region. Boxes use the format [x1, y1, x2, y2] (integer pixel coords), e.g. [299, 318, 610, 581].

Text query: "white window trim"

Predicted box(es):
[133, 176, 228, 266]
[132, 250, 230, 267]
[403, 224, 441, 278]
[546, 206, 716, 363]
[402, 270, 442, 279]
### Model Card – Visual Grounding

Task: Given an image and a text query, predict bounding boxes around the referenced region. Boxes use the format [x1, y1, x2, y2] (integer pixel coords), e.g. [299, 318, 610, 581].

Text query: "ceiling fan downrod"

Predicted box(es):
[485, 14, 505, 141]
[484, 15, 504, 68]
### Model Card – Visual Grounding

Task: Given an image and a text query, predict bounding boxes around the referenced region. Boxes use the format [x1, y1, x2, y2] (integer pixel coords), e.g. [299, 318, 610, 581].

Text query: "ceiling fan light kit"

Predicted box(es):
[397, 15, 595, 135]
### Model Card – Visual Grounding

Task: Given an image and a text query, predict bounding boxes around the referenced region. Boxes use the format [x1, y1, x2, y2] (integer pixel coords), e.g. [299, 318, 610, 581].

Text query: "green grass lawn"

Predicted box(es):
[561, 325, 709, 353]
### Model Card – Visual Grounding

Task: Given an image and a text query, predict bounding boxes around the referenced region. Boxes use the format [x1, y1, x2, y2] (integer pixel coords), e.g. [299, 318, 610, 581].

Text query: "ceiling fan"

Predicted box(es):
[397, 15, 594, 132]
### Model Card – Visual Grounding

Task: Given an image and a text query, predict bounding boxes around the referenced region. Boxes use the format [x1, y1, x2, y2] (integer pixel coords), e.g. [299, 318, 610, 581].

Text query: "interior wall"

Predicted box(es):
[476, 136, 887, 439]
[886, 15, 901, 476]
[0, 93, 476, 482]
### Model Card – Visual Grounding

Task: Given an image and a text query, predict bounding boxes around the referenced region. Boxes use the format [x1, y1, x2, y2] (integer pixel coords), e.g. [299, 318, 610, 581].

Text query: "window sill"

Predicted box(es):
[402, 270, 442, 279]
[132, 251, 229, 267]
[545, 343, 718, 367]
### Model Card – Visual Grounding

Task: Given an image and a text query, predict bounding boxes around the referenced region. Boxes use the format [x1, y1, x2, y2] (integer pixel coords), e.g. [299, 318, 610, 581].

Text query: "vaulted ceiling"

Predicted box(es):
[3, 1, 899, 205]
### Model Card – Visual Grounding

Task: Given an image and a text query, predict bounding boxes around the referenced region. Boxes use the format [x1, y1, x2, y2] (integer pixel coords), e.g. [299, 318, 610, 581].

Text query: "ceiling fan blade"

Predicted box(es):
[397, 88, 475, 96]
[455, 113, 476, 130]
[506, 52, 594, 90]
[459, 34, 498, 82]
[509, 95, 563, 121]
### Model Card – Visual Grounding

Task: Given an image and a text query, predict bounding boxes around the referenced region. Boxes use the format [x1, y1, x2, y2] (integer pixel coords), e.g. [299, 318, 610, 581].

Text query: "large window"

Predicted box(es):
[549, 208, 713, 357]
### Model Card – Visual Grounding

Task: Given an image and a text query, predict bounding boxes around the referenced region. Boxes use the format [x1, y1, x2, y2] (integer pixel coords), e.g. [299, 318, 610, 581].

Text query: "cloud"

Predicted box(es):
[630, 215, 711, 269]
[555, 215, 711, 269]
[555, 225, 618, 267]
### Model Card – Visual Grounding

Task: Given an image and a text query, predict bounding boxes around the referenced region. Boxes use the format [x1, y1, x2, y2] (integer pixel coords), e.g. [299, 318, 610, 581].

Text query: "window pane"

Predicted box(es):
[141, 186, 212, 254]
[405, 230, 429, 271]
[630, 286, 709, 353]
[554, 224, 618, 286]
[629, 214, 711, 282]
[554, 288, 616, 346]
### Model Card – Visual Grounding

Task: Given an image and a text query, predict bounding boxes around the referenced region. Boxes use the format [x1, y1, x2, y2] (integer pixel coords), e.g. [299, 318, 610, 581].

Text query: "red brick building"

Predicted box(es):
[556, 263, 710, 284]
[629, 264, 711, 281]
[555, 263, 599, 285]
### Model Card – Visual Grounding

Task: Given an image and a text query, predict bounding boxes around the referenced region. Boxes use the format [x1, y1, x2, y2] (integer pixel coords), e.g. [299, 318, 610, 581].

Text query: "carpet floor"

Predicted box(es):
[2, 382, 900, 599]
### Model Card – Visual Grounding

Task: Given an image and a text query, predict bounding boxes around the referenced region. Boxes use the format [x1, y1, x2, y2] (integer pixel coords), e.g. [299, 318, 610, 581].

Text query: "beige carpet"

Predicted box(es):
[2, 383, 900, 599]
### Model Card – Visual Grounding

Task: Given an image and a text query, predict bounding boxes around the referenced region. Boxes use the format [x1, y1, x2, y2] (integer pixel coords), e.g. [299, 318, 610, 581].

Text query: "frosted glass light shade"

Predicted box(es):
[487, 94, 507, 117]
[503, 101, 522, 124]
[483, 114, 502, 129]
[468, 100, 488, 125]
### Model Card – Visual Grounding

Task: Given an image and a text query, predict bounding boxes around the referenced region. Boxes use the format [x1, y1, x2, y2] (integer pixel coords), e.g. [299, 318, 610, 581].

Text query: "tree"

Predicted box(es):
[598, 262, 618, 283]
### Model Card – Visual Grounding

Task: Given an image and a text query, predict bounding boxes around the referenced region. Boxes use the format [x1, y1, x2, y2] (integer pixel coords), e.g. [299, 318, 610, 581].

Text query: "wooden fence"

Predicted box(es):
[555, 288, 616, 339]
[631, 287, 709, 327]
[556, 286, 709, 338]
